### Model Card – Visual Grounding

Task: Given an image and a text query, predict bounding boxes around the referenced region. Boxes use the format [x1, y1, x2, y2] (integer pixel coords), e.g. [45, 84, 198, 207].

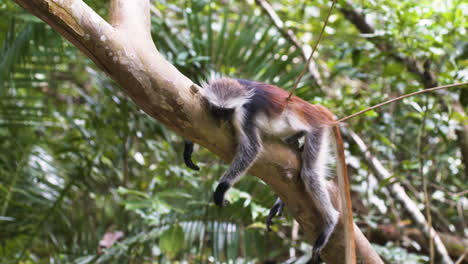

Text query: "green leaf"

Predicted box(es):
[364, 110, 378, 118]
[351, 49, 361, 66]
[159, 223, 185, 258]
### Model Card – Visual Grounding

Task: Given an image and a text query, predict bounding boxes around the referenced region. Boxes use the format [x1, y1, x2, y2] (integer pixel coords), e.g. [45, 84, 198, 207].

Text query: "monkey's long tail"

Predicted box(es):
[332, 126, 356, 264]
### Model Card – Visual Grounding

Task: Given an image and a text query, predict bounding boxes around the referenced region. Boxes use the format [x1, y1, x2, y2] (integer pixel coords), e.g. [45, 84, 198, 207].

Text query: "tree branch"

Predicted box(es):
[255, 0, 323, 87]
[368, 224, 468, 262]
[345, 129, 454, 264]
[13, 0, 380, 263]
[339, 1, 468, 179]
[338, 82, 468, 122]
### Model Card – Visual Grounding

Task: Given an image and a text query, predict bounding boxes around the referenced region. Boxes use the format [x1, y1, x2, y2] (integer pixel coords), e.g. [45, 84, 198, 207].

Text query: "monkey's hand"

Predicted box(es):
[266, 198, 285, 231]
[183, 140, 200, 171]
[213, 182, 230, 206]
[184, 158, 200, 171]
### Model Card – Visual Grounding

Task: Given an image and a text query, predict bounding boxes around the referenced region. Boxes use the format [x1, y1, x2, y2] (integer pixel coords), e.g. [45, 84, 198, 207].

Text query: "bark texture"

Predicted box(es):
[13, 0, 383, 263]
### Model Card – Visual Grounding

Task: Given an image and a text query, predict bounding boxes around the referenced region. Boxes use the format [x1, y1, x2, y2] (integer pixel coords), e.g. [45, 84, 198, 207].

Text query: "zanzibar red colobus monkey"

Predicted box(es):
[184, 77, 355, 263]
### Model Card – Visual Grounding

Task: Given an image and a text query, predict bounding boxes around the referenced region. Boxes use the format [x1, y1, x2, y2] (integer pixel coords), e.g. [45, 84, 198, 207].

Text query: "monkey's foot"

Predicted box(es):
[214, 182, 230, 206]
[311, 250, 324, 264]
[185, 160, 200, 171]
[311, 229, 330, 263]
[266, 198, 285, 231]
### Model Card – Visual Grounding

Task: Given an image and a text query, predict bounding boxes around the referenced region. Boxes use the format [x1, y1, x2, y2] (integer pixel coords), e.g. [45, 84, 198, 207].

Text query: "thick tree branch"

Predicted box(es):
[13, 0, 380, 263]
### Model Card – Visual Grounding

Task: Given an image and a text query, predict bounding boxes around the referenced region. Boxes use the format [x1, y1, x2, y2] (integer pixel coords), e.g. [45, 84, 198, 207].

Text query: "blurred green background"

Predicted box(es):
[0, 0, 467, 263]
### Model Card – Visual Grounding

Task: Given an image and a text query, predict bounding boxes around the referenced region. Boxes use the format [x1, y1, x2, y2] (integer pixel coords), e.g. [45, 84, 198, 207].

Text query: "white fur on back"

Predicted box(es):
[315, 128, 332, 180]
[256, 110, 310, 138]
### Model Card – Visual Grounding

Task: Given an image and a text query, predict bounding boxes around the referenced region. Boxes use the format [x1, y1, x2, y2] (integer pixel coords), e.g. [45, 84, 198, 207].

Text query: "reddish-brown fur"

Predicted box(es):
[257, 82, 337, 127]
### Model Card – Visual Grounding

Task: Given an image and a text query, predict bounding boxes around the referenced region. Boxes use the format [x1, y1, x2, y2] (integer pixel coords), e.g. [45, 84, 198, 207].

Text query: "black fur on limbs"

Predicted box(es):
[183, 140, 200, 171]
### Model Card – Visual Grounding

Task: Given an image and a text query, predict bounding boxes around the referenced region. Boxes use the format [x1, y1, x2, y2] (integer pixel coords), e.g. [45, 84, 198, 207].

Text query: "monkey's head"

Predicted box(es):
[201, 77, 253, 122]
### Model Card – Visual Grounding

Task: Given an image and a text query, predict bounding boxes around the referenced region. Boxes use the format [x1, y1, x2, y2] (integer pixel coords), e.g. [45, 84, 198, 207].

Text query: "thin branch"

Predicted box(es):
[345, 129, 454, 264]
[288, 0, 336, 100]
[254, 0, 323, 86]
[455, 247, 468, 264]
[338, 3, 436, 87]
[338, 82, 468, 122]
[290, 220, 299, 258]
[418, 98, 434, 264]
[340, 0, 468, 179]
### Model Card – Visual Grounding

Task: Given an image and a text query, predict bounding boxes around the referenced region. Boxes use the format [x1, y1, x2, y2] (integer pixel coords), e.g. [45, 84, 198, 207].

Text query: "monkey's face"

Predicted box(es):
[204, 99, 235, 127]
[210, 105, 235, 122]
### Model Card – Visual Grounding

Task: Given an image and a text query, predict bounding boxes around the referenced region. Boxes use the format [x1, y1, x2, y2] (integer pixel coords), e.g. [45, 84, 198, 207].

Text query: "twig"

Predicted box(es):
[339, 1, 468, 180]
[290, 220, 299, 258]
[338, 82, 468, 122]
[455, 248, 468, 264]
[345, 128, 454, 264]
[287, 0, 336, 100]
[418, 97, 435, 264]
[255, 0, 323, 86]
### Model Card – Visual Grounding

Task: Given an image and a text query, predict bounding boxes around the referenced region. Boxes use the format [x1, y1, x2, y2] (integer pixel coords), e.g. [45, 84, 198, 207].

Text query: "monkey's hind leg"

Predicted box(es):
[183, 140, 200, 171]
[301, 129, 339, 263]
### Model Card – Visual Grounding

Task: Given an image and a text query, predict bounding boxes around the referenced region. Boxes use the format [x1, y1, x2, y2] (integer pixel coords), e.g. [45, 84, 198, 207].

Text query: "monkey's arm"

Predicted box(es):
[213, 117, 261, 206]
[183, 139, 200, 171]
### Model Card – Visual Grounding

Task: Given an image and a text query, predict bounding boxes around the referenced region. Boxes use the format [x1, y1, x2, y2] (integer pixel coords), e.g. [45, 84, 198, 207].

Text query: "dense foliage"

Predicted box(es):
[0, 0, 466, 263]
